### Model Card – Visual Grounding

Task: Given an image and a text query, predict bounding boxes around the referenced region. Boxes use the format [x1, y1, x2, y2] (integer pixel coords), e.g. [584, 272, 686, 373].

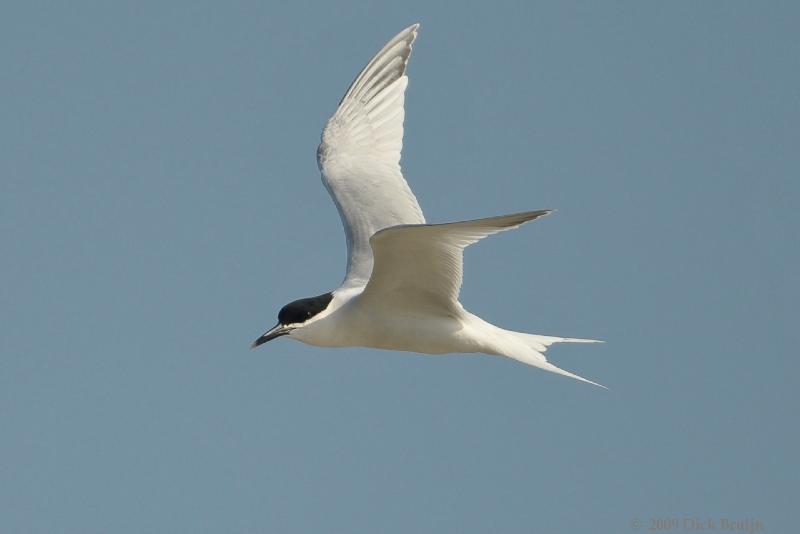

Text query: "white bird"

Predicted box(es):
[252, 24, 604, 387]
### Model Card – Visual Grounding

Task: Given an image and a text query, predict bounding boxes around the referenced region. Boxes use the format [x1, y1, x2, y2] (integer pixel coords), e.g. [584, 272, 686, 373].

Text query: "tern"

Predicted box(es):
[252, 24, 604, 387]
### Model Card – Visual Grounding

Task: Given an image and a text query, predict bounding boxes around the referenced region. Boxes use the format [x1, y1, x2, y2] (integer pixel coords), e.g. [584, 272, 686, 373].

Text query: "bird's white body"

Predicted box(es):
[292, 287, 479, 354]
[252, 24, 604, 387]
[290, 286, 602, 387]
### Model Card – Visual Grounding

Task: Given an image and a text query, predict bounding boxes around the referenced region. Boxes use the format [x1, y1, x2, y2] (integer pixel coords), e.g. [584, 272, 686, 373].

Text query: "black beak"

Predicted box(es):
[250, 323, 291, 348]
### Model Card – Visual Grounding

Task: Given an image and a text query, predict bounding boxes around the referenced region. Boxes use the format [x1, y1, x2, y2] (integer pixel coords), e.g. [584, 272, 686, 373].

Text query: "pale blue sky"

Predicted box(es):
[2, 1, 798, 533]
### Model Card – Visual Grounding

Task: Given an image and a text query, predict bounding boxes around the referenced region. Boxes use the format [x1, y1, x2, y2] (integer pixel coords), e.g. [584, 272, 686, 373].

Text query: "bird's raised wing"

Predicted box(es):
[317, 24, 425, 290]
[359, 211, 553, 314]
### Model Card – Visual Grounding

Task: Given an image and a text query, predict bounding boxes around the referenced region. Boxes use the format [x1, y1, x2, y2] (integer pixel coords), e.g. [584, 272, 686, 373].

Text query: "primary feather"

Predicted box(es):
[361, 211, 553, 314]
[317, 24, 424, 289]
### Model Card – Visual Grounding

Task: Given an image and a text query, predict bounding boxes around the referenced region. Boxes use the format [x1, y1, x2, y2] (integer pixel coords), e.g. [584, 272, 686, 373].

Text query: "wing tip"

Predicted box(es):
[336, 23, 421, 108]
[402, 23, 421, 40]
[395, 23, 421, 67]
[381, 23, 421, 64]
[532, 208, 555, 218]
[504, 209, 555, 227]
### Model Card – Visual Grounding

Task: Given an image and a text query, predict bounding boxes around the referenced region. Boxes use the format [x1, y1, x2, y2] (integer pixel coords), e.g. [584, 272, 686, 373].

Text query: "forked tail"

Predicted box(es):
[502, 331, 606, 388]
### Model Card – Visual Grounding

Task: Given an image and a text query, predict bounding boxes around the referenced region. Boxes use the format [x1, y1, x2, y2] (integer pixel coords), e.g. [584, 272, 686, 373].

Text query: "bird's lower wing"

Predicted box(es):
[318, 24, 425, 289]
[360, 211, 553, 314]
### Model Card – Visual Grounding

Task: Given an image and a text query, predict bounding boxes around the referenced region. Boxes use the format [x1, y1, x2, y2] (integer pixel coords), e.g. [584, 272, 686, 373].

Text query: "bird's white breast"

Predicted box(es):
[290, 291, 487, 355]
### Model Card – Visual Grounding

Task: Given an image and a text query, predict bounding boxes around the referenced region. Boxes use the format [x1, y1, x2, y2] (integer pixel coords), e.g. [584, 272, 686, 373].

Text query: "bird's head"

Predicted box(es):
[250, 292, 334, 348]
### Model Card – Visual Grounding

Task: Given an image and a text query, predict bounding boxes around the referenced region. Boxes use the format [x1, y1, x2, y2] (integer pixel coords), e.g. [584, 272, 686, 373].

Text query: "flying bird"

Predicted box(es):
[252, 24, 603, 387]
